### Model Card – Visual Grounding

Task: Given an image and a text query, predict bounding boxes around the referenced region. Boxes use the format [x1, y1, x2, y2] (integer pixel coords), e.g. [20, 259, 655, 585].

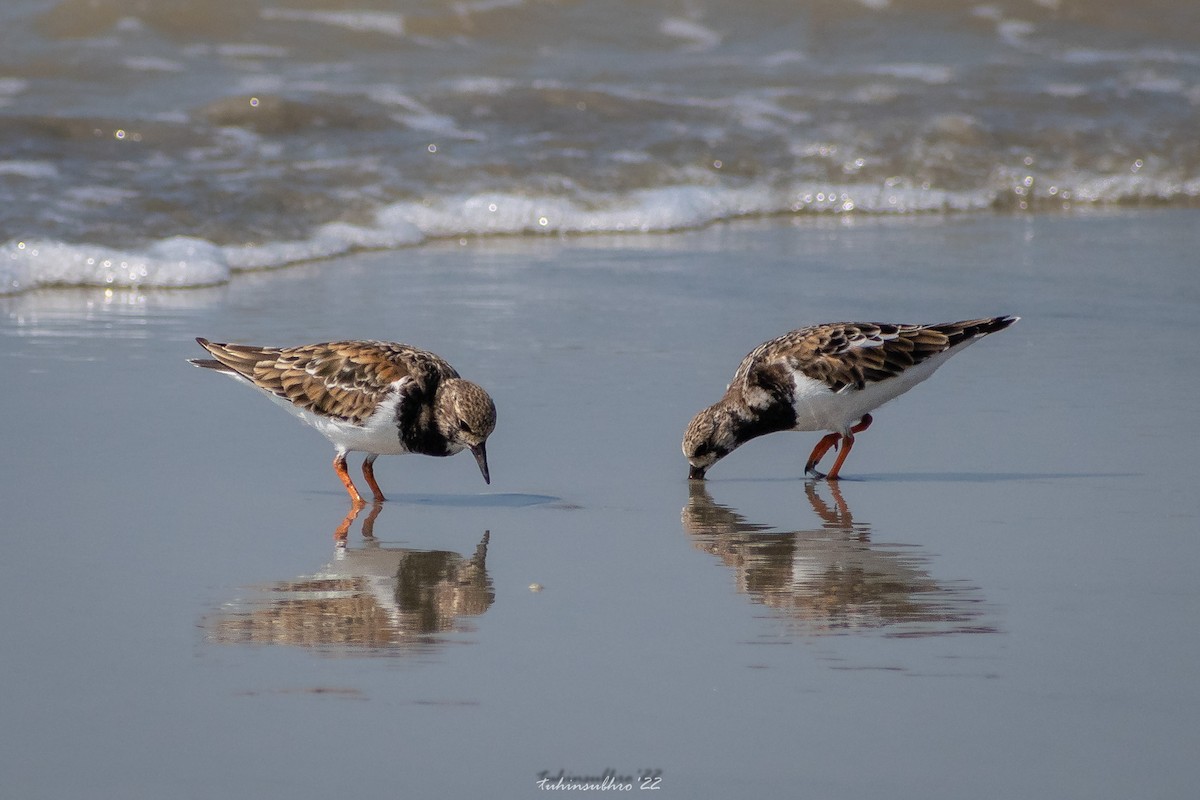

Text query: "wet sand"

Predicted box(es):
[1, 210, 1198, 798]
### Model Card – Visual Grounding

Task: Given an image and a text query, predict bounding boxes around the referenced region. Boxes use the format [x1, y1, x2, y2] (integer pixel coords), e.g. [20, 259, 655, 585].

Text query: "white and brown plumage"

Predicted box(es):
[190, 338, 496, 504]
[683, 316, 1018, 480]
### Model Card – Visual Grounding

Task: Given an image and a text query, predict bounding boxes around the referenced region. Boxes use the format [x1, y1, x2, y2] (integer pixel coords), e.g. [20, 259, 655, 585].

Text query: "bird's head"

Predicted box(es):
[682, 404, 735, 481]
[439, 379, 497, 484]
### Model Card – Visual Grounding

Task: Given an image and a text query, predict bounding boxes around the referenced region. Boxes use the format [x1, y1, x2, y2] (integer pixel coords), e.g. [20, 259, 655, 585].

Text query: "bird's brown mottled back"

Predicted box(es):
[737, 318, 1011, 394]
[194, 339, 459, 425]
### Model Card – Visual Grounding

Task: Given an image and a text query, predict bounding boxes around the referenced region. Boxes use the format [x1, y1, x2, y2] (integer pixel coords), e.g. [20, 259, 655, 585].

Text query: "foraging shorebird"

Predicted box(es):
[683, 316, 1018, 480]
[190, 338, 496, 503]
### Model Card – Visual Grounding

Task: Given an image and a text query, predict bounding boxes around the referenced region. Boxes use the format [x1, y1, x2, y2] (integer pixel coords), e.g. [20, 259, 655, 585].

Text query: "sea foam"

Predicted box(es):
[2, 171, 1192, 296]
[1, 237, 230, 295]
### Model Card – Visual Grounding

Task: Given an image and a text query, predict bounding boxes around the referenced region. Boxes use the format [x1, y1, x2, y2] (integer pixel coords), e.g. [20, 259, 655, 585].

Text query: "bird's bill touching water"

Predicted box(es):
[470, 442, 491, 484]
[688, 464, 708, 481]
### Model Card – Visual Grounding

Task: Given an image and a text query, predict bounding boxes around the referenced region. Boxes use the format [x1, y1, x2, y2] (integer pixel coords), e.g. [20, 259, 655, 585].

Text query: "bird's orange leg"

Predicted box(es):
[334, 453, 366, 506]
[824, 435, 856, 480]
[361, 454, 386, 502]
[805, 432, 842, 475]
[825, 414, 873, 481]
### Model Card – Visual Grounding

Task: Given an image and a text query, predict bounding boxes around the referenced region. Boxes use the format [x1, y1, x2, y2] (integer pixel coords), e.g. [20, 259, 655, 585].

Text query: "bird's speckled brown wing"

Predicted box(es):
[737, 318, 1016, 394]
[193, 339, 459, 424]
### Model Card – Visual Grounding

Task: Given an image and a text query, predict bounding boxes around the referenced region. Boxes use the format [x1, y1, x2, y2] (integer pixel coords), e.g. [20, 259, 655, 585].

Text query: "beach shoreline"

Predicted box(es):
[2, 209, 1199, 799]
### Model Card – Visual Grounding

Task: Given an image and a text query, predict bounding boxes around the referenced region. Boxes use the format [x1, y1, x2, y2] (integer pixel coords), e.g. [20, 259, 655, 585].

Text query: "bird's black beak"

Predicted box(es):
[471, 443, 490, 485]
[688, 465, 707, 481]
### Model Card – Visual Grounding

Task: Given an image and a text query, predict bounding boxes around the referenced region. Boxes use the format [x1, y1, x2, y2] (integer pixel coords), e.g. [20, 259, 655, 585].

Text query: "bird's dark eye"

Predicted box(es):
[459, 420, 471, 433]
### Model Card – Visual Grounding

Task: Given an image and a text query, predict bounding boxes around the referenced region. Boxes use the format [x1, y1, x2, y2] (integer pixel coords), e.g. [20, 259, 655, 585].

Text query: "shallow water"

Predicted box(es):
[2, 210, 1197, 798]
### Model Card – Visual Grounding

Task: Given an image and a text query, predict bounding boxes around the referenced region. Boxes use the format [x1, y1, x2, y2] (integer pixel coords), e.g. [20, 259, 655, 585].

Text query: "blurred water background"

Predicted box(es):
[2, 0, 1198, 291]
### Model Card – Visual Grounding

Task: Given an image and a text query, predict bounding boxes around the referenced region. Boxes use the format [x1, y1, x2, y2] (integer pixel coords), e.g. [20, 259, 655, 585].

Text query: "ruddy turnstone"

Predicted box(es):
[190, 338, 496, 503]
[683, 316, 1018, 480]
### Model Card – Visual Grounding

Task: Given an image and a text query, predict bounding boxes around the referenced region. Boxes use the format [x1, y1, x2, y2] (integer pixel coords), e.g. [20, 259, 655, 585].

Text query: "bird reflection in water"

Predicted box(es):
[682, 482, 993, 637]
[206, 511, 494, 654]
[334, 500, 383, 541]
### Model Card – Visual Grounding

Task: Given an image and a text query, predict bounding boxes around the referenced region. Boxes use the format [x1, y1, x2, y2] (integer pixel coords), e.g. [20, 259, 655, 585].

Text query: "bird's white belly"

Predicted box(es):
[260, 386, 409, 455]
[790, 348, 960, 434]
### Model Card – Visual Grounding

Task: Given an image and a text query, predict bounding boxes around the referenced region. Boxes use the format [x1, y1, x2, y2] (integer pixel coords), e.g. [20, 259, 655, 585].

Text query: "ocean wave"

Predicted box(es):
[0, 179, 1083, 296]
[4, 0, 1198, 275]
[4, 169, 1198, 296]
[1, 238, 230, 295]
[259, 8, 406, 38]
